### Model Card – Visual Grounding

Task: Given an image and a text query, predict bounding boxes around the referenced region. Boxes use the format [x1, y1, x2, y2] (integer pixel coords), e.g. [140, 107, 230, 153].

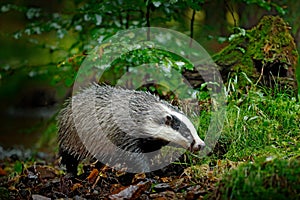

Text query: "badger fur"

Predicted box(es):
[57, 84, 205, 174]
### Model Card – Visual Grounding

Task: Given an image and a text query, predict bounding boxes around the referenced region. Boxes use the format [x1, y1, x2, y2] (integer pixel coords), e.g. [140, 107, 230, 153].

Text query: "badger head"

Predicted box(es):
[142, 102, 206, 152]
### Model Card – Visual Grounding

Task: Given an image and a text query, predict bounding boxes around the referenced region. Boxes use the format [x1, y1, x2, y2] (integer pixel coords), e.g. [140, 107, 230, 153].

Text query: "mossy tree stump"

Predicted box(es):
[185, 16, 299, 97]
[215, 15, 299, 95]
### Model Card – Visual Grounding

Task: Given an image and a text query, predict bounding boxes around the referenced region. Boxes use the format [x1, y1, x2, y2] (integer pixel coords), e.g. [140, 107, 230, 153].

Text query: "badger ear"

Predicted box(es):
[165, 114, 173, 126]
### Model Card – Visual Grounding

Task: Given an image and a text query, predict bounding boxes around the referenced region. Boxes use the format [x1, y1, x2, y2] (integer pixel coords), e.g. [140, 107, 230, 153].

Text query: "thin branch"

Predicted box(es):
[189, 9, 196, 47]
[125, 11, 129, 29]
[225, 0, 237, 27]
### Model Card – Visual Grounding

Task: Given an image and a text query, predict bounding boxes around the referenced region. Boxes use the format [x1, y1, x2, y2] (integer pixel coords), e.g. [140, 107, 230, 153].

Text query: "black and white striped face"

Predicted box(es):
[144, 103, 205, 152]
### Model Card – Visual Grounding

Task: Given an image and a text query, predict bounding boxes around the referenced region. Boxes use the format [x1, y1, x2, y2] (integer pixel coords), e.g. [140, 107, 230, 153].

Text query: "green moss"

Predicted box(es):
[247, 16, 298, 65]
[215, 158, 300, 200]
[213, 16, 299, 93]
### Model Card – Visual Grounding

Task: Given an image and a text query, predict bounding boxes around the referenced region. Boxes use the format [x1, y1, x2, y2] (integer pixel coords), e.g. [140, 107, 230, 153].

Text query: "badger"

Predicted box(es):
[57, 84, 205, 174]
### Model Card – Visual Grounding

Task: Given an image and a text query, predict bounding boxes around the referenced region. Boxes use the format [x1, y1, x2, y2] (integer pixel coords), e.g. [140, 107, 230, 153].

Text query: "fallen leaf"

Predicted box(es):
[150, 190, 177, 199]
[36, 165, 56, 179]
[32, 194, 51, 200]
[160, 177, 171, 183]
[71, 183, 83, 191]
[0, 167, 7, 176]
[132, 173, 146, 183]
[87, 168, 99, 183]
[109, 180, 151, 200]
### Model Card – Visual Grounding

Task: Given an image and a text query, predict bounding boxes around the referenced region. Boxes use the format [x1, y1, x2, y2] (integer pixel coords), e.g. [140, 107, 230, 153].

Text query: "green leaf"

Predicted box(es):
[65, 77, 74, 87]
[14, 161, 23, 174]
[153, 1, 162, 7]
[275, 6, 286, 15]
[1, 4, 11, 12]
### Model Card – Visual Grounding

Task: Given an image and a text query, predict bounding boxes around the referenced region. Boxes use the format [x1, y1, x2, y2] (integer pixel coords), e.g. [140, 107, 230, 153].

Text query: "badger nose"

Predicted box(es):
[191, 140, 206, 152]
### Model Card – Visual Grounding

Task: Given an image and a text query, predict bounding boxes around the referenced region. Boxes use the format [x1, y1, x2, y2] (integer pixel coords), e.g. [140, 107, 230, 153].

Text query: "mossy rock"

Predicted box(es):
[212, 158, 300, 200]
[213, 15, 298, 96]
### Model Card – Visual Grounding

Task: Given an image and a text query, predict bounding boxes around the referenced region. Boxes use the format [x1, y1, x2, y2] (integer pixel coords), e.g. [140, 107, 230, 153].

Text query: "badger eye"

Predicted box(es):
[165, 114, 173, 126]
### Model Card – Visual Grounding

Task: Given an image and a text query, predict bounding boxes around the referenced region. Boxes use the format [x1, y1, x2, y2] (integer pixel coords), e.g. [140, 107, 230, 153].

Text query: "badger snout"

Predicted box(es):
[191, 139, 206, 152]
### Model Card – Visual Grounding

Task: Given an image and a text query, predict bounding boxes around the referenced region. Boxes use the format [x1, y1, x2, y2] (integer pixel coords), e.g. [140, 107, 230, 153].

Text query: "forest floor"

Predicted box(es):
[0, 146, 237, 200]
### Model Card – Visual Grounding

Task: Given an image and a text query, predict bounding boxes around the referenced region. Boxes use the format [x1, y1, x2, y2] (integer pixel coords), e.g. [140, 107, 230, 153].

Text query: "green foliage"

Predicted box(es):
[102, 48, 194, 94]
[1, 0, 202, 88]
[112, 48, 193, 71]
[0, 0, 291, 91]
[241, 0, 286, 15]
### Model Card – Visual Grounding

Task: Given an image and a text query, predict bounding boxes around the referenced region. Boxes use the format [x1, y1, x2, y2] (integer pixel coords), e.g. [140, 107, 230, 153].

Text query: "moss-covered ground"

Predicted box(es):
[193, 74, 300, 199]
